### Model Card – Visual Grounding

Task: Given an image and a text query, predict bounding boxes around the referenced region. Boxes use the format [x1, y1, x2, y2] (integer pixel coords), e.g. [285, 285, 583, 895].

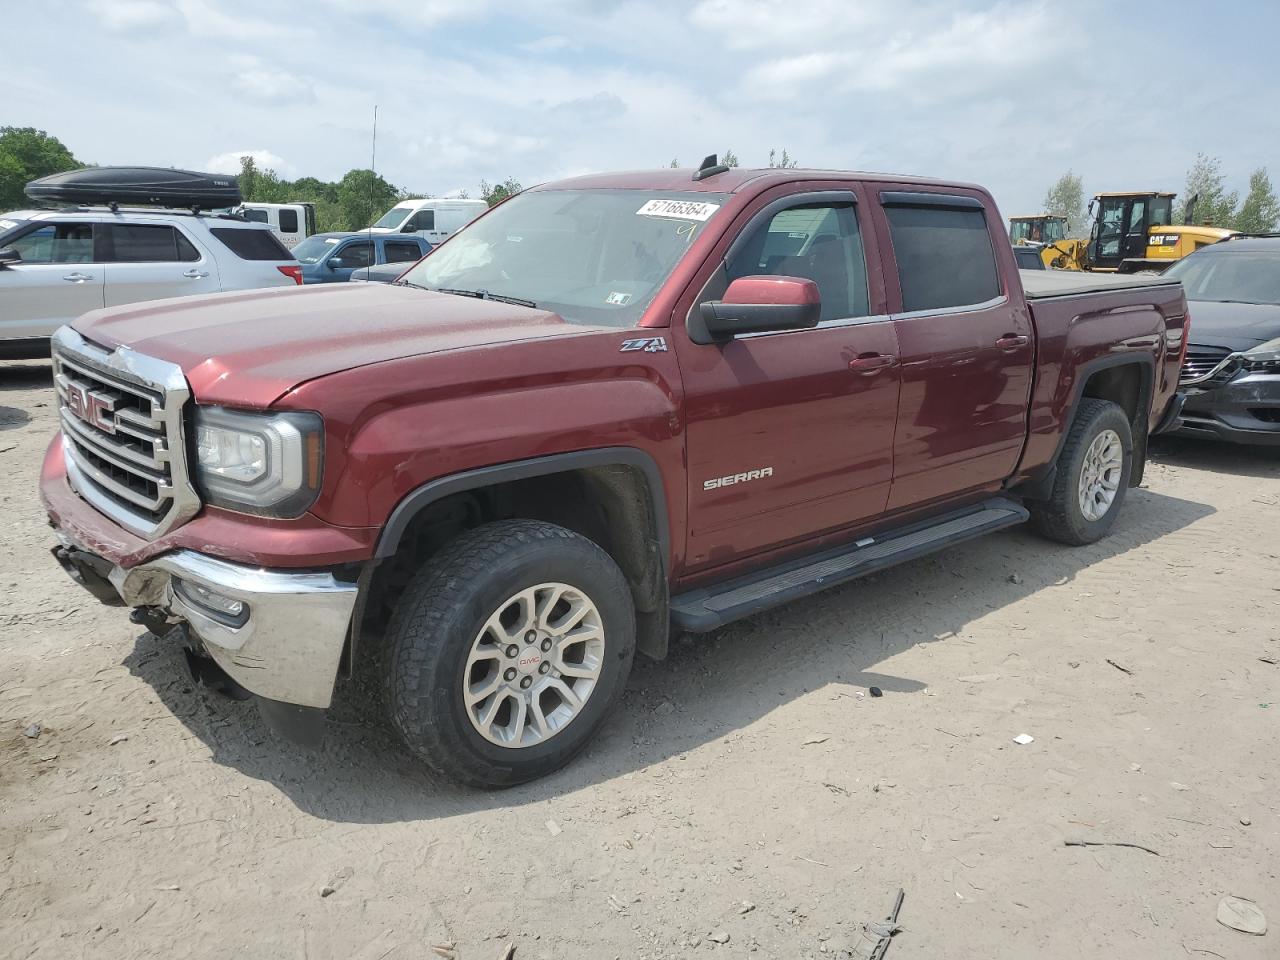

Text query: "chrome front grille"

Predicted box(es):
[51, 326, 200, 538]
[1180, 346, 1243, 387]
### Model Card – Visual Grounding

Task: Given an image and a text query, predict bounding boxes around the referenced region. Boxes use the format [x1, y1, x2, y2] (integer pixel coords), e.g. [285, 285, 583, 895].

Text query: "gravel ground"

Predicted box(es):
[2, 357, 1278, 959]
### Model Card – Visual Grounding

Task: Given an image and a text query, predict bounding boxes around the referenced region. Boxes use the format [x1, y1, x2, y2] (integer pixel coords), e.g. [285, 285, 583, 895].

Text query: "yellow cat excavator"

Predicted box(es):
[1019, 192, 1235, 273]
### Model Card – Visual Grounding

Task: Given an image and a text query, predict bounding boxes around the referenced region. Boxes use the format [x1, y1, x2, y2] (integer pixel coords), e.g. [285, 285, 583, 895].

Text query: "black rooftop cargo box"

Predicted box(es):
[25, 166, 242, 209]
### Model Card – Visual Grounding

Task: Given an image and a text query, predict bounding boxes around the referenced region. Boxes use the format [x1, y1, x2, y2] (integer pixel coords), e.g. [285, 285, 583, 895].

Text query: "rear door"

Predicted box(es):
[103, 223, 219, 306]
[875, 190, 1033, 510]
[0, 222, 105, 338]
[678, 186, 901, 569]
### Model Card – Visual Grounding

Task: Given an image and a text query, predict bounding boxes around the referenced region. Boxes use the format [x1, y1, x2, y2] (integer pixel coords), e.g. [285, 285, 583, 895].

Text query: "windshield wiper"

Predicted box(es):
[392, 279, 430, 290]
[433, 287, 538, 309]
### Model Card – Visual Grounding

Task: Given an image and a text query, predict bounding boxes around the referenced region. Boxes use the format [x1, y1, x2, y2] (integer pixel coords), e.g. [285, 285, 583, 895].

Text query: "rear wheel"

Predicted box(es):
[385, 520, 636, 788]
[1029, 398, 1133, 545]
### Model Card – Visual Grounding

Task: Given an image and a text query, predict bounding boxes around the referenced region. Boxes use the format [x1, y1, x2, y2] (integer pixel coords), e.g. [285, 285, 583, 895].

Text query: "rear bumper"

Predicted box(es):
[1175, 372, 1280, 446]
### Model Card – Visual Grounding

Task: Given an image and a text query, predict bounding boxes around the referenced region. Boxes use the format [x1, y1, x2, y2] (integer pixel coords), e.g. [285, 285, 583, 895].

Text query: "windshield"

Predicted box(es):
[1010, 219, 1065, 244]
[0, 216, 29, 245]
[400, 189, 728, 327]
[1164, 250, 1280, 305]
[292, 234, 344, 264]
[373, 206, 412, 229]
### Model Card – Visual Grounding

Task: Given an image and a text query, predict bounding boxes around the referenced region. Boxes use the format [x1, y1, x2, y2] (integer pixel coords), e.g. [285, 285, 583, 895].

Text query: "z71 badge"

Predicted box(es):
[620, 336, 668, 353]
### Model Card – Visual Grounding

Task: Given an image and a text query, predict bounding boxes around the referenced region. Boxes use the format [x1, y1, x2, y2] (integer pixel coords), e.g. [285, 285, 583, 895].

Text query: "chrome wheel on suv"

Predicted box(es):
[463, 583, 606, 748]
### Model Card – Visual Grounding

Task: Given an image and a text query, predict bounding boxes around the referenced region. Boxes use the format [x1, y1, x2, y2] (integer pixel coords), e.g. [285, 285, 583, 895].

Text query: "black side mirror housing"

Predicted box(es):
[0, 247, 21, 267]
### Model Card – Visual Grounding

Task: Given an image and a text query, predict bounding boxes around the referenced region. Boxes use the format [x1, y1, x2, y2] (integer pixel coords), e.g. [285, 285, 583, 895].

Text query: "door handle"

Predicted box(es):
[996, 334, 1029, 351]
[62, 272, 94, 283]
[182, 269, 210, 279]
[848, 353, 897, 374]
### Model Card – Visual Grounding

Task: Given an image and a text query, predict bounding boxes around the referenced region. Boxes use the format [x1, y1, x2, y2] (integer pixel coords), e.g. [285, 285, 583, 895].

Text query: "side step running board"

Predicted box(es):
[670, 498, 1029, 633]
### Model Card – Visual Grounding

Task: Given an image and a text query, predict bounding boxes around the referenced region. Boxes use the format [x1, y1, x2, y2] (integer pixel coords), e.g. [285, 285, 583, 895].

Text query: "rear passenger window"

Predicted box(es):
[210, 227, 293, 261]
[108, 225, 199, 263]
[884, 203, 1000, 312]
[278, 209, 299, 233]
[384, 241, 422, 263]
[727, 203, 869, 322]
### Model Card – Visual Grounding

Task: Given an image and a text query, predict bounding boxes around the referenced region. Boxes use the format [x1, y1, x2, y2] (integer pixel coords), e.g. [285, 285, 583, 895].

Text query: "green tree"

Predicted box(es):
[0, 126, 82, 209]
[721, 148, 739, 168]
[767, 148, 798, 169]
[1232, 168, 1279, 234]
[1042, 170, 1086, 237]
[336, 168, 398, 229]
[669, 158, 680, 168]
[1176, 153, 1238, 227]
[479, 177, 523, 207]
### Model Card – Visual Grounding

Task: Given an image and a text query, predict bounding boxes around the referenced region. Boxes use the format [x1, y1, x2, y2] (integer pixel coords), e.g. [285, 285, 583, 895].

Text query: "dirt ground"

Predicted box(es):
[2, 357, 1278, 960]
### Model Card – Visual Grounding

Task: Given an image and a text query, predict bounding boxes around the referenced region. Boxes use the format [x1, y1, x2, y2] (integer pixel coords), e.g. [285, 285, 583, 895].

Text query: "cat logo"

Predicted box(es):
[703, 467, 774, 491]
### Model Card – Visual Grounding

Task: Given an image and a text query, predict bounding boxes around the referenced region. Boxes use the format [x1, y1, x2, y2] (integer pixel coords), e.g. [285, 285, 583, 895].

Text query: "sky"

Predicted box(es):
[7, 0, 1279, 218]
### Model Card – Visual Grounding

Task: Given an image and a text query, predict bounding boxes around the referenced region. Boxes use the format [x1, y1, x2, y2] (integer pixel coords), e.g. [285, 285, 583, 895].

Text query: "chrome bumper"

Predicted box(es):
[57, 536, 358, 709]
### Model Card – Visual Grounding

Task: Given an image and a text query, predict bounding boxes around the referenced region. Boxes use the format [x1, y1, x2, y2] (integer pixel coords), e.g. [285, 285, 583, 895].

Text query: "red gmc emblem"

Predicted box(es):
[66, 383, 116, 434]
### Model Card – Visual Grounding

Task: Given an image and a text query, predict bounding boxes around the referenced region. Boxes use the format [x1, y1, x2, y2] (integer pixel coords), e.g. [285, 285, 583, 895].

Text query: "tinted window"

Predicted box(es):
[8, 223, 94, 263]
[403, 209, 435, 232]
[384, 241, 422, 263]
[336, 241, 373, 268]
[278, 209, 299, 233]
[243, 209, 269, 223]
[727, 203, 869, 322]
[109, 224, 199, 263]
[884, 204, 1000, 311]
[210, 227, 293, 261]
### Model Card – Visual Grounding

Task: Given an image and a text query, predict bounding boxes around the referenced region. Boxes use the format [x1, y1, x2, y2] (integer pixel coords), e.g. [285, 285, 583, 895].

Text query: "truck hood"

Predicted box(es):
[74, 283, 591, 406]
[1187, 299, 1280, 352]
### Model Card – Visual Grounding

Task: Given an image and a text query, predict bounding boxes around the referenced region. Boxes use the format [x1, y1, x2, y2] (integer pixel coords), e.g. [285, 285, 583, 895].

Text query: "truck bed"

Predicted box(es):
[1019, 269, 1179, 299]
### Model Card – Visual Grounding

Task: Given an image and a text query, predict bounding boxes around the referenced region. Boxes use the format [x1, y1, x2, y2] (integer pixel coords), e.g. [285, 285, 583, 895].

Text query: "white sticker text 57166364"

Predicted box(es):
[635, 199, 720, 222]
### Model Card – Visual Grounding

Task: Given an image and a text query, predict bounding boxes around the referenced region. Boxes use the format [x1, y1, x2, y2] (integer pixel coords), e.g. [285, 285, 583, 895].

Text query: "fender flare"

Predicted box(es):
[1017, 353, 1155, 499]
[374, 446, 670, 571]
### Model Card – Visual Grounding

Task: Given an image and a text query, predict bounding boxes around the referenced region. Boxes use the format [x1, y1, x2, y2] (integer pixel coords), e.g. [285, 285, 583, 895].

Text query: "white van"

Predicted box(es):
[367, 198, 488, 245]
[238, 202, 316, 248]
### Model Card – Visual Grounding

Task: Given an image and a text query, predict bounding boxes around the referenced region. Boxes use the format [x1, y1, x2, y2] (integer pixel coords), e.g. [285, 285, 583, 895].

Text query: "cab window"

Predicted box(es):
[8, 223, 95, 263]
[726, 202, 869, 322]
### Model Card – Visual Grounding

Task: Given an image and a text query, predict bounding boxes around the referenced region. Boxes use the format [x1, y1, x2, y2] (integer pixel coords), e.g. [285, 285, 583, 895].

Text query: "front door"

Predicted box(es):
[0, 222, 105, 339]
[1121, 197, 1149, 262]
[877, 191, 1034, 510]
[324, 239, 373, 282]
[103, 223, 220, 306]
[679, 190, 901, 570]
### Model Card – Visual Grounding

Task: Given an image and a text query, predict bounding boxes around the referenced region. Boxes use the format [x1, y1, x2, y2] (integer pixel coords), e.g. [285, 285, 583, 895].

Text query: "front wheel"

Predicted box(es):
[1029, 398, 1133, 545]
[385, 520, 636, 788]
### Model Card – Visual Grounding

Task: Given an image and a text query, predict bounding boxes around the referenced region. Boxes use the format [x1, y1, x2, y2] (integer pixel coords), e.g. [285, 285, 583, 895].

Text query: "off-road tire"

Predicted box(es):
[385, 520, 636, 788]
[1029, 398, 1133, 546]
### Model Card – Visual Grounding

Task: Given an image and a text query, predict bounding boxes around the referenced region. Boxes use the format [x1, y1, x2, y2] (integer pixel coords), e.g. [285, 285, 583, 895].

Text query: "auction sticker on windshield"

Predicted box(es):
[636, 199, 720, 221]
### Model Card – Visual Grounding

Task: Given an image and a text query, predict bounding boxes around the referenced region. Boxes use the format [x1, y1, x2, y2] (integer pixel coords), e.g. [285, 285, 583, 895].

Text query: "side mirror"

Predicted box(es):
[327, 258, 345, 270]
[0, 247, 21, 267]
[700, 276, 821, 339]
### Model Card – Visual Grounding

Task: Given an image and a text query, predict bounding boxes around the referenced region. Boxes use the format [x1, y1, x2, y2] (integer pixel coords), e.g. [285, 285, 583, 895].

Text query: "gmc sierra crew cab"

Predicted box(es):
[41, 164, 1188, 787]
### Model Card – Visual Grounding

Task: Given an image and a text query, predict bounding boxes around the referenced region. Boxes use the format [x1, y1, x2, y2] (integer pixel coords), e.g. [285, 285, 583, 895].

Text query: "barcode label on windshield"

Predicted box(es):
[636, 199, 720, 221]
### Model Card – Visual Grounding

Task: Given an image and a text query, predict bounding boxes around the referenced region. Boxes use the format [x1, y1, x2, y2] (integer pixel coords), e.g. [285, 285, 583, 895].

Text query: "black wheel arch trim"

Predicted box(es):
[374, 446, 671, 571]
[1015, 352, 1155, 497]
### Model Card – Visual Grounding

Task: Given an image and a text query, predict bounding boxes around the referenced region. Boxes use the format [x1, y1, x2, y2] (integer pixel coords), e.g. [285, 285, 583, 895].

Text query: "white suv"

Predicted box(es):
[0, 207, 302, 358]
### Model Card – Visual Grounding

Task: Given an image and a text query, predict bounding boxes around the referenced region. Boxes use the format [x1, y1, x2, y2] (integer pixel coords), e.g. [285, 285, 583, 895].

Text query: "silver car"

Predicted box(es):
[0, 208, 302, 359]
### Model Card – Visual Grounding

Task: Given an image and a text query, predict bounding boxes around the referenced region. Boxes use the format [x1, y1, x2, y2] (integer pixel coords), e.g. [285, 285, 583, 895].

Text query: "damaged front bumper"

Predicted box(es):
[51, 533, 359, 742]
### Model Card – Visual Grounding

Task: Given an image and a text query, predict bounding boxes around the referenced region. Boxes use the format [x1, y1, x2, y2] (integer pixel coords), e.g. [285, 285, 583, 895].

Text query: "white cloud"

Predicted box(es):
[83, 0, 178, 30]
[521, 34, 580, 54]
[229, 57, 316, 105]
[205, 150, 295, 178]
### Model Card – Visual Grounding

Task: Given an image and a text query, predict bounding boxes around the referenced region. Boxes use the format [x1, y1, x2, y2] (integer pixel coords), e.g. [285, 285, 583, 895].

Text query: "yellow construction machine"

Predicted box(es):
[1018, 192, 1235, 273]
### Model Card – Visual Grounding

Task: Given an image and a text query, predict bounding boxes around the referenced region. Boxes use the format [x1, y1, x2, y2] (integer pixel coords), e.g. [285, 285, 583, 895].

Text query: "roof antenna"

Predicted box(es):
[693, 153, 730, 182]
[367, 104, 378, 248]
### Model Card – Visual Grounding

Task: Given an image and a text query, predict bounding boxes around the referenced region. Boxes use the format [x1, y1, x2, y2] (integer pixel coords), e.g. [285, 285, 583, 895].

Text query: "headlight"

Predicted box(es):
[1244, 336, 1280, 373]
[193, 407, 324, 517]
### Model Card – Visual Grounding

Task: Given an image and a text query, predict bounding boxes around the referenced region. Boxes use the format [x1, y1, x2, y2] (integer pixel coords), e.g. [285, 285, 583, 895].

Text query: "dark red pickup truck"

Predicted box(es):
[41, 165, 1188, 786]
